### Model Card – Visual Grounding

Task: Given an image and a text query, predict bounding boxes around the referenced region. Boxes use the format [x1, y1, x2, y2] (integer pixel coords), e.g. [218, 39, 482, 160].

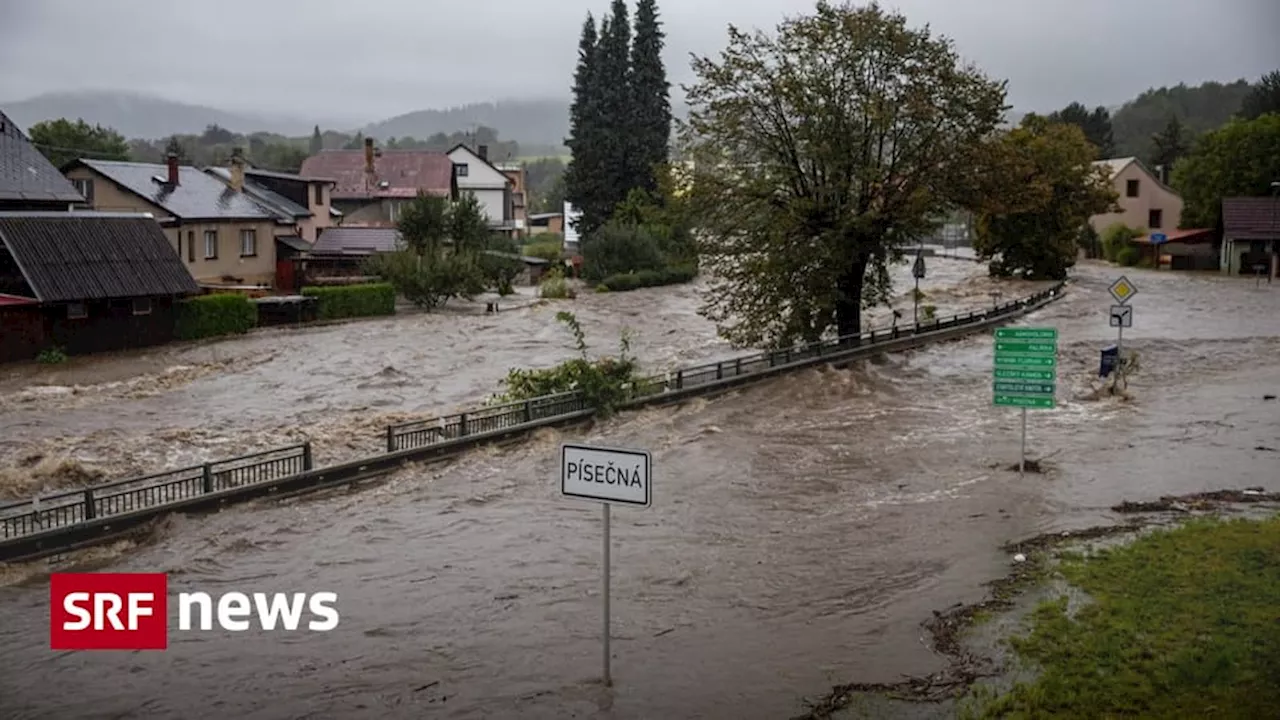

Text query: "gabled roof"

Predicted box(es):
[1223, 197, 1280, 238]
[0, 212, 200, 302]
[73, 159, 273, 221]
[446, 144, 513, 188]
[298, 150, 454, 200]
[0, 109, 84, 204]
[204, 167, 311, 221]
[1092, 156, 1180, 196]
[312, 226, 402, 255]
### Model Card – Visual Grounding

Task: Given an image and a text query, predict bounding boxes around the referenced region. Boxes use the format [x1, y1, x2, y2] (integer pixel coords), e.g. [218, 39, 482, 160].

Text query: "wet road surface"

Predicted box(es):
[0, 257, 995, 498]
[1, 261, 1277, 719]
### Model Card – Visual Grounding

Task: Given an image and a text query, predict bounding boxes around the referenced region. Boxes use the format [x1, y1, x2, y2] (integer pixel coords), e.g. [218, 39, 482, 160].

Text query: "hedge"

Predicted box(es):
[301, 283, 396, 320]
[175, 294, 257, 340]
[599, 265, 697, 292]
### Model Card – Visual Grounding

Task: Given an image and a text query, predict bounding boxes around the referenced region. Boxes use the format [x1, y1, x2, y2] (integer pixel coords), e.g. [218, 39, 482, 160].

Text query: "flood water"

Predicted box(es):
[2, 259, 1278, 719]
[0, 256, 999, 497]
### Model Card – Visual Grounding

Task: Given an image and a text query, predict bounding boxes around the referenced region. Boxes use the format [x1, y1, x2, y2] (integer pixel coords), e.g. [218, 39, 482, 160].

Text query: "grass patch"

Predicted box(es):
[965, 515, 1280, 719]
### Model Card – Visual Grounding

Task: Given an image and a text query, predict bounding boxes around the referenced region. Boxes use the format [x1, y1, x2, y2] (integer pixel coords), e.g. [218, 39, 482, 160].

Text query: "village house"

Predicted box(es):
[63, 155, 280, 289]
[299, 138, 456, 227]
[1221, 196, 1280, 279]
[0, 109, 84, 212]
[497, 162, 528, 237]
[1089, 156, 1184, 236]
[447, 144, 516, 235]
[528, 212, 564, 236]
[205, 164, 340, 243]
[0, 212, 200, 363]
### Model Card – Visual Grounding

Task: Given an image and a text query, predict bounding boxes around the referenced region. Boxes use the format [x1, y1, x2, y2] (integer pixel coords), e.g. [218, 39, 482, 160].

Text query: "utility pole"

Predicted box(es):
[1270, 181, 1279, 284]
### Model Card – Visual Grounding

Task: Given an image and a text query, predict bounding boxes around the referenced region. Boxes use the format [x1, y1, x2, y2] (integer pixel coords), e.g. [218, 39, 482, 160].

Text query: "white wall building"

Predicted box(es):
[447, 144, 512, 231]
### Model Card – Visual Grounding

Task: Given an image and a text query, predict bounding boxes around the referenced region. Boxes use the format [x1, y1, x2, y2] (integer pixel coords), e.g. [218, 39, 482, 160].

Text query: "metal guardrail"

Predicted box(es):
[0, 282, 1064, 557]
[0, 444, 311, 541]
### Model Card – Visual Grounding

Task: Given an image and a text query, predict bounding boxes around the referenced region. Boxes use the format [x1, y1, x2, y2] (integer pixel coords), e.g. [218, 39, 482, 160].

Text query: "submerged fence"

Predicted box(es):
[0, 282, 1064, 557]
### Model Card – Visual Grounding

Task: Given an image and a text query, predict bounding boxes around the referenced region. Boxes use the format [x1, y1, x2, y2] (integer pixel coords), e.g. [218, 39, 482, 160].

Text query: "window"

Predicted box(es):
[239, 228, 257, 257]
[71, 178, 94, 205]
[313, 184, 324, 206]
[1148, 209, 1163, 229]
[67, 303, 87, 320]
[455, 163, 469, 177]
[187, 231, 195, 262]
[388, 201, 401, 222]
[204, 230, 218, 259]
[132, 298, 152, 316]
[1126, 179, 1140, 198]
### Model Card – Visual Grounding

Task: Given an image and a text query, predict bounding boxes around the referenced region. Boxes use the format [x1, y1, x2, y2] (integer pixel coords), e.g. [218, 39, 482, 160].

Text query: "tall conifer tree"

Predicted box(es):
[629, 0, 670, 195]
[565, 15, 606, 234]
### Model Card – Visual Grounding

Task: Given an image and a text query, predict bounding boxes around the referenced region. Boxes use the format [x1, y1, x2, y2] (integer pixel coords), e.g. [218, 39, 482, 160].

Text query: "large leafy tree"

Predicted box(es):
[968, 115, 1116, 279]
[1239, 70, 1280, 121]
[27, 118, 130, 167]
[682, 1, 1006, 347]
[1172, 113, 1280, 229]
[629, 0, 671, 195]
[1046, 102, 1116, 159]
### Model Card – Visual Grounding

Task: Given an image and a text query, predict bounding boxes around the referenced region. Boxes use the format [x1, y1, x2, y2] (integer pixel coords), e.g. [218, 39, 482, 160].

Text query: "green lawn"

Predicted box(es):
[966, 515, 1280, 719]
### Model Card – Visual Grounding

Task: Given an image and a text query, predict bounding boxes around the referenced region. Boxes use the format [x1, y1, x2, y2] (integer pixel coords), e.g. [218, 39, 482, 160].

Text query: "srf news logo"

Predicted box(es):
[50, 573, 339, 650]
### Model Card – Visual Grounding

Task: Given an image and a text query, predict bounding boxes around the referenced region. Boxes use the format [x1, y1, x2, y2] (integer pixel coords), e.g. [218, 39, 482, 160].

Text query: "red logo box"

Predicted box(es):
[50, 573, 168, 650]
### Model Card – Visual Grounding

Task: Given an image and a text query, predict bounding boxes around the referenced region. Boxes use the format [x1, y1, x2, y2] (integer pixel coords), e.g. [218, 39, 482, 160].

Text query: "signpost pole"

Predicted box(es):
[914, 275, 920, 325]
[1116, 321, 1124, 390]
[602, 502, 612, 687]
[1020, 407, 1027, 476]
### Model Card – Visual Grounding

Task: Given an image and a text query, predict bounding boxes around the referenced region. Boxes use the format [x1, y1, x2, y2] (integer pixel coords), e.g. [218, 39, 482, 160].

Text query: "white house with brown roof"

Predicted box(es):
[448, 144, 515, 234]
[1088, 157, 1184, 236]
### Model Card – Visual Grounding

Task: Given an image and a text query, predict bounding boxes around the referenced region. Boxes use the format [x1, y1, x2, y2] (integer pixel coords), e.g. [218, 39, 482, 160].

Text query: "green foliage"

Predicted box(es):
[300, 283, 396, 320]
[630, 0, 672, 196]
[921, 304, 937, 321]
[599, 264, 696, 291]
[1239, 70, 1280, 121]
[1111, 79, 1254, 161]
[682, 1, 1007, 346]
[1077, 223, 1103, 259]
[309, 125, 322, 155]
[36, 347, 67, 365]
[1150, 115, 1191, 176]
[1116, 244, 1142, 266]
[582, 221, 666, 283]
[966, 516, 1280, 719]
[28, 119, 129, 168]
[525, 157, 567, 213]
[1101, 223, 1144, 262]
[175, 293, 257, 340]
[538, 266, 577, 299]
[491, 311, 641, 416]
[524, 238, 563, 262]
[968, 116, 1116, 280]
[1046, 102, 1115, 158]
[1172, 113, 1280, 229]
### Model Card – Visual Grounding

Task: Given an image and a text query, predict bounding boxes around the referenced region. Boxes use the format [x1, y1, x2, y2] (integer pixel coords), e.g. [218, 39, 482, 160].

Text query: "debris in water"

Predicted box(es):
[1256, 446, 1277, 453]
[1013, 553, 1026, 563]
[1264, 394, 1276, 401]
[1004, 459, 1046, 473]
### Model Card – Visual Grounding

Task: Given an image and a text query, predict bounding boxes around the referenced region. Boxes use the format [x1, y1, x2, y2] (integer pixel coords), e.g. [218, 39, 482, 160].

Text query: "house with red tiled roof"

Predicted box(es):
[298, 137, 457, 228]
[1221, 196, 1280, 279]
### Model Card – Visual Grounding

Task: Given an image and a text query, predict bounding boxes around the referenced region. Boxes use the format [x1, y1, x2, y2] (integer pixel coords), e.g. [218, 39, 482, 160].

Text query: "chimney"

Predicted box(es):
[166, 153, 179, 185]
[229, 147, 245, 192]
[477, 145, 488, 161]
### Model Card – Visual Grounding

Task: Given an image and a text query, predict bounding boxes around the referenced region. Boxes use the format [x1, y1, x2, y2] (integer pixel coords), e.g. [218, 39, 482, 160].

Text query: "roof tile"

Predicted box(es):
[79, 160, 273, 221]
[0, 109, 85, 204]
[299, 150, 453, 200]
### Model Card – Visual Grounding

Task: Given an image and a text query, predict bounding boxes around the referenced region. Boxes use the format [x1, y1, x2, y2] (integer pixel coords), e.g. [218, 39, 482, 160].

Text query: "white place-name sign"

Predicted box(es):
[560, 443, 651, 507]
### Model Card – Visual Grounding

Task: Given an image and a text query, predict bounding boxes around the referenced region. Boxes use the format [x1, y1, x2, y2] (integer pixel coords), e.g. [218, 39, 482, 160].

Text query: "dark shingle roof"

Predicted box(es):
[299, 150, 454, 200]
[0, 212, 201, 302]
[312, 227, 402, 254]
[245, 167, 335, 184]
[204, 167, 311, 221]
[78, 159, 273, 221]
[0, 109, 85, 203]
[1223, 197, 1280, 238]
[275, 235, 312, 252]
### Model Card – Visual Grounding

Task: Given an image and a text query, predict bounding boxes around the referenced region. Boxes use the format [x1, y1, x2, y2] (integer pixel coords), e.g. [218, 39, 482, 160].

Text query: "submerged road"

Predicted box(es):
[2, 262, 1277, 719]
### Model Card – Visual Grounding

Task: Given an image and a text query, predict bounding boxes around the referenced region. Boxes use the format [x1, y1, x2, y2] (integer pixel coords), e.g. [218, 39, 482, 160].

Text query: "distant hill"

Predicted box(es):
[0, 90, 347, 139]
[1110, 79, 1254, 159]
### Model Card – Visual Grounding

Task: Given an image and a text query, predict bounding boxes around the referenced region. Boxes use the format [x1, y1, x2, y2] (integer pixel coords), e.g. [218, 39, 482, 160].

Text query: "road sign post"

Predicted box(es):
[912, 250, 926, 325]
[993, 327, 1057, 474]
[1107, 277, 1138, 390]
[561, 443, 652, 687]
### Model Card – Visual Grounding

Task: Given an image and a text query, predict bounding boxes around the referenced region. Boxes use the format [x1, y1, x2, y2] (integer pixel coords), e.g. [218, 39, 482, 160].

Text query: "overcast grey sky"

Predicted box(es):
[1, 0, 1276, 123]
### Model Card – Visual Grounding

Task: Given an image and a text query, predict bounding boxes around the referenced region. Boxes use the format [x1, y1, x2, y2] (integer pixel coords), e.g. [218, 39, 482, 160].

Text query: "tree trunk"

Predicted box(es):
[836, 257, 869, 345]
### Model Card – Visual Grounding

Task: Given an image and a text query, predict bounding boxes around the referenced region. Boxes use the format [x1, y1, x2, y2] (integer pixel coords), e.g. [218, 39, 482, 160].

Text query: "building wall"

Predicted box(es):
[0, 306, 45, 363]
[66, 166, 277, 285]
[333, 197, 408, 227]
[461, 188, 507, 225]
[295, 182, 333, 242]
[1089, 162, 1184, 235]
[44, 297, 180, 357]
[449, 147, 510, 225]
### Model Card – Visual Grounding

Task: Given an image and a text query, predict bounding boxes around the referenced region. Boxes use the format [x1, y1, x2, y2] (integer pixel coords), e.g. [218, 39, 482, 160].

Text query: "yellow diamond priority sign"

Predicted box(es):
[1108, 276, 1137, 305]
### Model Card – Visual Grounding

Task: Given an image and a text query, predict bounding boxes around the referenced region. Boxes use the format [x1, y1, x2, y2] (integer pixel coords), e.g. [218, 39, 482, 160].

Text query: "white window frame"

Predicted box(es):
[204, 230, 218, 259]
[240, 228, 257, 257]
[67, 302, 87, 320]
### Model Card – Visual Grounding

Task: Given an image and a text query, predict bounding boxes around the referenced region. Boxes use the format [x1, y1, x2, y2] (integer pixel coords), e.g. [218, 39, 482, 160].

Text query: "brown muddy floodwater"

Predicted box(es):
[0, 257, 994, 498]
[2, 260, 1278, 719]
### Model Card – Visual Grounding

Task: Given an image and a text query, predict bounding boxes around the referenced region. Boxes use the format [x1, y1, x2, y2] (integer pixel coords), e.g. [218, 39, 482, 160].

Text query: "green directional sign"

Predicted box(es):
[993, 326, 1057, 409]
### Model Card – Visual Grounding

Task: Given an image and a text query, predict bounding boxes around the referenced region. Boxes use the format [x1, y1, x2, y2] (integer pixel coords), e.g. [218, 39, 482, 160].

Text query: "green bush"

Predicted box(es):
[1116, 245, 1142, 266]
[36, 347, 67, 364]
[1102, 223, 1143, 262]
[599, 265, 697, 292]
[175, 293, 257, 340]
[524, 238, 563, 263]
[301, 283, 396, 320]
[582, 222, 666, 283]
